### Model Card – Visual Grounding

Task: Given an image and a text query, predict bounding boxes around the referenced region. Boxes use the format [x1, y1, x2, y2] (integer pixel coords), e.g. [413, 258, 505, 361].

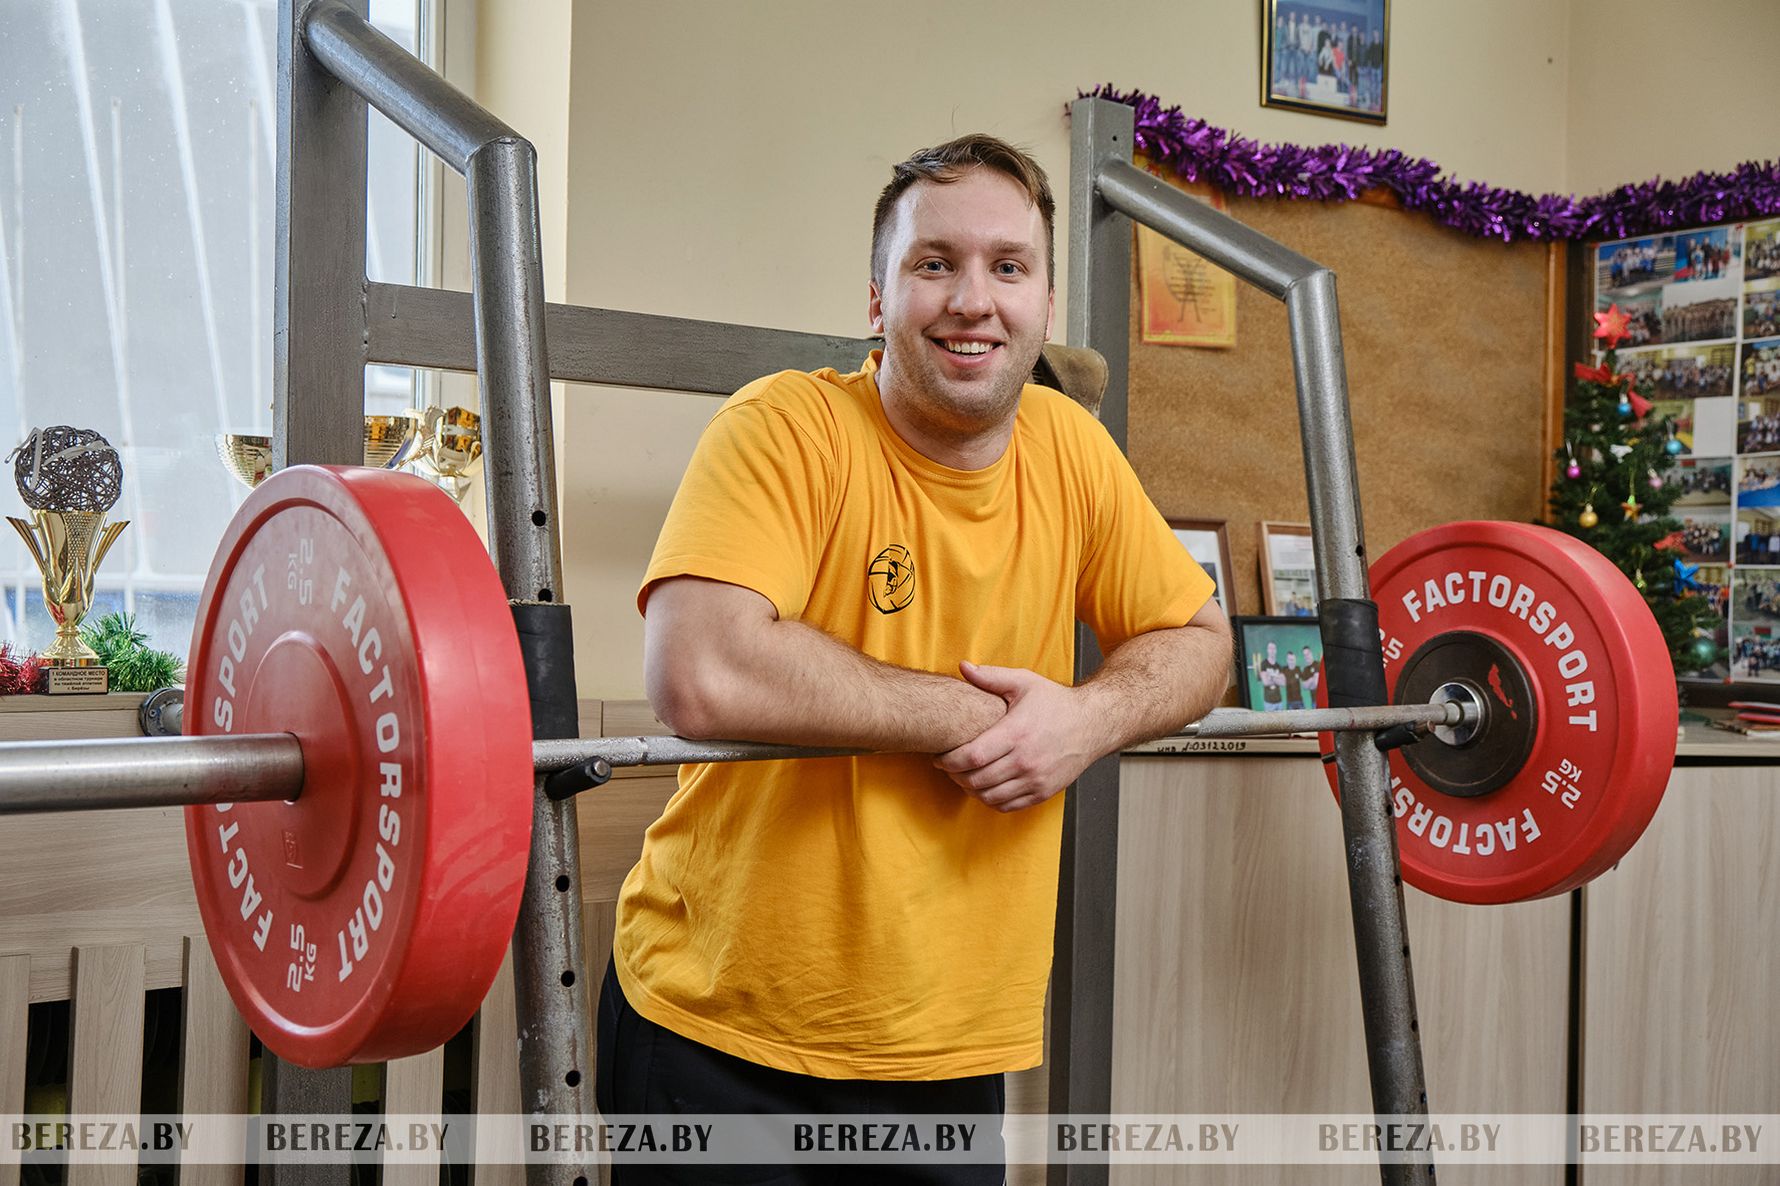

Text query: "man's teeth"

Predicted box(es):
[941, 341, 994, 355]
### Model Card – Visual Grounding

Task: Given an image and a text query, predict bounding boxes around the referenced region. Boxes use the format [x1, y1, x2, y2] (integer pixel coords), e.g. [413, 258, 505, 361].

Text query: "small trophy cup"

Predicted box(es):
[408, 406, 483, 502]
[216, 413, 424, 489]
[5, 426, 129, 694]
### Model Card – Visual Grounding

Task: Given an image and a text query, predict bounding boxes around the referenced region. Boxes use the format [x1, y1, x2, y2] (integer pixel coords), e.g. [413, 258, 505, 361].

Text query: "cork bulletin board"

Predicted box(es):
[1126, 188, 1563, 624]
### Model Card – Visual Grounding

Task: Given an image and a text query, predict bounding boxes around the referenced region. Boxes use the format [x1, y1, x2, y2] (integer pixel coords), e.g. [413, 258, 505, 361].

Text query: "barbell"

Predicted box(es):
[0, 466, 1677, 1067]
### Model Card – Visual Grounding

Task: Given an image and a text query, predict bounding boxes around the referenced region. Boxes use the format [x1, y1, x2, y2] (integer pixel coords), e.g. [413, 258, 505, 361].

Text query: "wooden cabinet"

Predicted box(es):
[1108, 743, 1780, 1184]
[1112, 754, 1569, 1186]
[1578, 762, 1780, 1186]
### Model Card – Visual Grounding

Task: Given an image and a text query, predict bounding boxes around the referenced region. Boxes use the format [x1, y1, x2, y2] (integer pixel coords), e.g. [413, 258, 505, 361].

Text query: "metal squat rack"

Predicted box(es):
[272, 0, 1431, 1180]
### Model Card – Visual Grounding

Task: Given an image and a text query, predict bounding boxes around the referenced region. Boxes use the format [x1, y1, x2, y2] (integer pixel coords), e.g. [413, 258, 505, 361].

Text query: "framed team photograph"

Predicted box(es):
[1669, 456, 1733, 506]
[1741, 338, 1780, 401]
[1261, 0, 1389, 125]
[1746, 279, 1780, 340]
[1729, 621, 1780, 682]
[1736, 506, 1780, 565]
[1737, 388, 1780, 453]
[1617, 342, 1734, 400]
[1672, 227, 1735, 283]
[1596, 234, 1676, 294]
[1678, 508, 1731, 564]
[1747, 218, 1780, 282]
[1662, 286, 1739, 345]
[1259, 521, 1318, 616]
[1737, 456, 1780, 508]
[1592, 287, 1662, 348]
[1233, 615, 1326, 712]
[1169, 518, 1235, 614]
[1730, 569, 1780, 682]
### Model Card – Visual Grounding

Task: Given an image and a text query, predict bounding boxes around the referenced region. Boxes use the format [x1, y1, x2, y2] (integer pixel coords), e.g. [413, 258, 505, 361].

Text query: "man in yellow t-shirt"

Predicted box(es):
[597, 133, 1232, 1183]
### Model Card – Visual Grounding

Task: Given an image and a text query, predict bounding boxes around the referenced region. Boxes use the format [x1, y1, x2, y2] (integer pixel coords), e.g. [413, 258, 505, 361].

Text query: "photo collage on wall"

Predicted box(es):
[1595, 218, 1780, 682]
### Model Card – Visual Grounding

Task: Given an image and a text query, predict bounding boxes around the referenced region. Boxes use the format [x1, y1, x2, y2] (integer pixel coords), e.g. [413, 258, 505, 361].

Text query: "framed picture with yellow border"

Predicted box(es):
[1168, 517, 1235, 614]
[1258, 521, 1318, 617]
[1261, 0, 1389, 126]
[1137, 172, 1237, 348]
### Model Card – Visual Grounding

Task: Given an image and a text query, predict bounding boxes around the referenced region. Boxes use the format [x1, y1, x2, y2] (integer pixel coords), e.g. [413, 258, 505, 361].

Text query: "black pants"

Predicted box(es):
[596, 958, 1006, 1185]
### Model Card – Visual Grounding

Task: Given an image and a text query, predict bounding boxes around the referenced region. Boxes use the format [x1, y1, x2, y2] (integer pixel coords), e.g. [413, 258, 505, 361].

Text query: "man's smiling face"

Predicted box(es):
[869, 167, 1053, 441]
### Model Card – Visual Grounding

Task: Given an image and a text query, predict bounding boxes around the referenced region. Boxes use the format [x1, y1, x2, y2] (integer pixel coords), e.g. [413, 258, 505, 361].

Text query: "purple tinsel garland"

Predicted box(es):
[1081, 86, 1780, 244]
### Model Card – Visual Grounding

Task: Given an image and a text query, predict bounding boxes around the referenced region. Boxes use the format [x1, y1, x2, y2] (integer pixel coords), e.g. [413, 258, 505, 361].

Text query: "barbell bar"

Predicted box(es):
[0, 695, 1482, 817]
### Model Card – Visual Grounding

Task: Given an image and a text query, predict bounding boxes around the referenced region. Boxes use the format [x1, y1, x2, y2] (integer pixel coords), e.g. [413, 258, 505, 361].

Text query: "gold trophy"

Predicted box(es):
[408, 405, 483, 502]
[5, 427, 130, 694]
[216, 413, 424, 489]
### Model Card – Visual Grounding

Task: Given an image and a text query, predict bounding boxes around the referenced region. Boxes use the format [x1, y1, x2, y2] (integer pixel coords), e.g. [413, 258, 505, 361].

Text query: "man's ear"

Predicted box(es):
[1045, 288, 1056, 340]
[868, 280, 885, 335]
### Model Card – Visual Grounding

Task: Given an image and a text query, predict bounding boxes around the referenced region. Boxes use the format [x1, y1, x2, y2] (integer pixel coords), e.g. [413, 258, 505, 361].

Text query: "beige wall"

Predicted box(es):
[461, 0, 1773, 697]
[562, 0, 1570, 339]
[1566, 0, 1776, 196]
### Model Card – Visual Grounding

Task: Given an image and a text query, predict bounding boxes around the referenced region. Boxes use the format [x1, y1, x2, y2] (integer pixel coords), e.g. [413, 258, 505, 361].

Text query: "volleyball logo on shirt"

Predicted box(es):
[867, 544, 916, 614]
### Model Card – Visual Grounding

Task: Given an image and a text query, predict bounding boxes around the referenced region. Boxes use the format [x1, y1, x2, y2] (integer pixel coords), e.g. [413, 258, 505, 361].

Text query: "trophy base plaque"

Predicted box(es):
[45, 663, 109, 695]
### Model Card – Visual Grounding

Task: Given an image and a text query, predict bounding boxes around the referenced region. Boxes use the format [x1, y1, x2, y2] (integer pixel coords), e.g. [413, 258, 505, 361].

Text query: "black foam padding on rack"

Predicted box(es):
[513, 602, 579, 741]
[1319, 598, 1388, 710]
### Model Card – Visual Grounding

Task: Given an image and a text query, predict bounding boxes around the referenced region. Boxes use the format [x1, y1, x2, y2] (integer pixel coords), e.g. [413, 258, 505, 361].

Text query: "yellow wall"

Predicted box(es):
[463, 0, 1776, 696]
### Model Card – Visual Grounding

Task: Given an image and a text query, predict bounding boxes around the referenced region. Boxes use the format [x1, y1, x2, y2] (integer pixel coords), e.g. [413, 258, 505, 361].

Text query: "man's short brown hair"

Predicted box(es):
[870, 133, 1056, 290]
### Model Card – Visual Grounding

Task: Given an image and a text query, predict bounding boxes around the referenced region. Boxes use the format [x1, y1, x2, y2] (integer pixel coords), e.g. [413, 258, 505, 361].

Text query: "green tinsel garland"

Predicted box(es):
[79, 612, 185, 692]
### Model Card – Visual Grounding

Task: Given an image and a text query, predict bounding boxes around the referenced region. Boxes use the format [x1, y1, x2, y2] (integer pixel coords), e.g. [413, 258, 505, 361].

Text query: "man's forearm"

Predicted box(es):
[1074, 621, 1234, 757]
[928, 613, 1235, 813]
[669, 615, 1005, 753]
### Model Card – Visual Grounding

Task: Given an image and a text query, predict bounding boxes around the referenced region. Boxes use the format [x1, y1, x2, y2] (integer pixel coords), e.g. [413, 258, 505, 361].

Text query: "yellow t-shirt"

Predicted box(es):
[619, 352, 1213, 1080]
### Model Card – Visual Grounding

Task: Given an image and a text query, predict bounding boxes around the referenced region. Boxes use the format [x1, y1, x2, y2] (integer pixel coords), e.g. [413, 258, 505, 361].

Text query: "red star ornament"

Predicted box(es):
[1593, 304, 1633, 348]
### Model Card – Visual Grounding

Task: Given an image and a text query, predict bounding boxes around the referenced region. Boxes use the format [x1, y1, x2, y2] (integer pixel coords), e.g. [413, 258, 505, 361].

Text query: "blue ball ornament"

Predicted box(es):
[1664, 437, 1683, 456]
[1617, 398, 1633, 417]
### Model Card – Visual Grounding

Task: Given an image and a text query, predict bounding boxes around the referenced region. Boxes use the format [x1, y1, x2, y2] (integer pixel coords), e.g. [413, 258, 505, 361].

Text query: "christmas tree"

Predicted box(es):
[1548, 304, 1722, 676]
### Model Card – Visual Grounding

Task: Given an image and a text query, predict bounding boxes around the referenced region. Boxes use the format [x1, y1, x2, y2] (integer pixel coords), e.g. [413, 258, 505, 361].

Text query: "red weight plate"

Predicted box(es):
[1322, 521, 1677, 904]
[185, 466, 532, 1066]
